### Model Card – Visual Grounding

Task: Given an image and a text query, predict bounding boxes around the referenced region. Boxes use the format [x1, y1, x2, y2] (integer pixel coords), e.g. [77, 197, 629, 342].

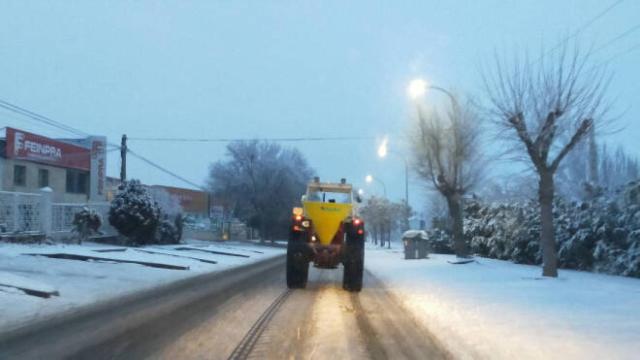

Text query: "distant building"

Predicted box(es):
[106, 176, 211, 218]
[149, 185, 209, 218]
[0, 127, 107, 203]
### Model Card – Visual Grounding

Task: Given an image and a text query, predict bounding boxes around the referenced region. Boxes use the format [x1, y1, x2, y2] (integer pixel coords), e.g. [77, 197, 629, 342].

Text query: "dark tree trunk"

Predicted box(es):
[539, 170, 558, 277]
[446, 193, 469, 258]
[386, 222, 391, 249]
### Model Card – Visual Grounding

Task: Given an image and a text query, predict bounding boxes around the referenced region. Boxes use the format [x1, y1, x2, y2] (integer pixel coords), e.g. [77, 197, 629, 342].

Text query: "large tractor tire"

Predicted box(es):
[286, 241, 309, 289]
[343, 233, 364, 292]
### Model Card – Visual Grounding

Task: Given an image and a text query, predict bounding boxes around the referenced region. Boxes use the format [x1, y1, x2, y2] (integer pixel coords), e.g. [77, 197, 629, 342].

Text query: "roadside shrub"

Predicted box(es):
[155, 215, 182, 244]
[109, 180, 161, 245]
[444, 181, 640, 278]
[72, 207, 102, 244]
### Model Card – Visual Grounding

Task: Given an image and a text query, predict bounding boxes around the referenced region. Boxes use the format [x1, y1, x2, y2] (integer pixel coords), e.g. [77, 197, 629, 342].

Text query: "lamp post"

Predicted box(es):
[377, 138, 409, 205]
[407, 78, 457, 232]
[365, 174, 387, 197]
[407, 78, 458, 107]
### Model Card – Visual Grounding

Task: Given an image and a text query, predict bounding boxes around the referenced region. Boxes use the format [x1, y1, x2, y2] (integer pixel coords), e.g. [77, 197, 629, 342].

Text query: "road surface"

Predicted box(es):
[2, 257, 450, 359]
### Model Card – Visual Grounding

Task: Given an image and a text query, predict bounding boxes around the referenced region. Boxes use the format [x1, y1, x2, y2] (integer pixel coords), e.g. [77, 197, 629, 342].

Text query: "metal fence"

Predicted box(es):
[0, 190, 116, 238]
[0, 191, 42, 234]
[51, 202, 116, 236]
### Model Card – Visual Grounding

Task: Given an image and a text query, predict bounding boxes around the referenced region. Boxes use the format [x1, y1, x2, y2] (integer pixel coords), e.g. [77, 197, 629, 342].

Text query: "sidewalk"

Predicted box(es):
[364, 246, 640, 360]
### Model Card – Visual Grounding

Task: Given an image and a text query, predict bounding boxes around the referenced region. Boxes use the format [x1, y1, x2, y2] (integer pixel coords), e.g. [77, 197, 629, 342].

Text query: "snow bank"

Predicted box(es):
[365, 247, 640, 360]
[0, 240, 284, 332]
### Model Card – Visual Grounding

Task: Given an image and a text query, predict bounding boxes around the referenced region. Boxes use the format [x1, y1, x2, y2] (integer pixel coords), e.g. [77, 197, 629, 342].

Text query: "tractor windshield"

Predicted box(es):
[307, 190, 351, 204]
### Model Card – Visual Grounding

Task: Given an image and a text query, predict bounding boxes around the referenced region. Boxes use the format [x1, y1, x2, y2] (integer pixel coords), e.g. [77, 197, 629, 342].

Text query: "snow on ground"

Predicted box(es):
[365, 245, 640, 360]
[0, 240, 284, 333]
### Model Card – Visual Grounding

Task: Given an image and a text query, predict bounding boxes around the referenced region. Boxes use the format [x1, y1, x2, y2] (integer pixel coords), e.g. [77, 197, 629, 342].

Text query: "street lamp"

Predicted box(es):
[365, 174, 387, 197]
[377, 138, 409, 205]
[407, 77, 458, 108]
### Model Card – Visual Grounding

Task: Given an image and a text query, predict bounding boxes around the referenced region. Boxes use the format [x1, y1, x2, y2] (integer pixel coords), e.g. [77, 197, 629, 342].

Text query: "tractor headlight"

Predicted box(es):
[311, 235, 317, 242]
[302, 220, 310, 228]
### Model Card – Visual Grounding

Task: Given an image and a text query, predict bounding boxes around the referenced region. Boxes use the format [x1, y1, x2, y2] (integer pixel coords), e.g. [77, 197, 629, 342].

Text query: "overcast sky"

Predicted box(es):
[1, 0, 638, 211]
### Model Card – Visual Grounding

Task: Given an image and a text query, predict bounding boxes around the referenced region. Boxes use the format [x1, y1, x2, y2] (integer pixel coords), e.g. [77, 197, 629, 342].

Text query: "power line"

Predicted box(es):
[0, 98, 205, 190]
[591, 22, 640, 55]
[0, 99, 89, 137]
[127, 136, 376, 143]
[535, 0, 625, 62]
[126, 148, 206, 190]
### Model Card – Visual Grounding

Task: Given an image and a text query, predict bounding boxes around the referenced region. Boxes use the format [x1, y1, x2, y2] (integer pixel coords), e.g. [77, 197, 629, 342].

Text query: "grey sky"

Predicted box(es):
[1, 0, 638, 210]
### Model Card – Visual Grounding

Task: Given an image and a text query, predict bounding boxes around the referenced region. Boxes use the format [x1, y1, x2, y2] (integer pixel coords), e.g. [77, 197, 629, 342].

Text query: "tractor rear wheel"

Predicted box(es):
[342, 235, 364, 292]
[286, 242, 309, 289]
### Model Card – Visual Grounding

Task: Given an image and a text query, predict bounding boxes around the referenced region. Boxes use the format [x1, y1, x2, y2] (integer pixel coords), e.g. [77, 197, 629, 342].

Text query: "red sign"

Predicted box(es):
[5, 127, 90, 170]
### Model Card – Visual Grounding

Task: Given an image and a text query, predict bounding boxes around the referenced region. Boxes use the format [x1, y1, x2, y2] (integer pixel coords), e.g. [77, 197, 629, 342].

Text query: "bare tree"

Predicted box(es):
[359, 196, 409, 248]
[207, 140, 315, 241]
[410, 98, 484, 258]
[483, 45, 611, 277]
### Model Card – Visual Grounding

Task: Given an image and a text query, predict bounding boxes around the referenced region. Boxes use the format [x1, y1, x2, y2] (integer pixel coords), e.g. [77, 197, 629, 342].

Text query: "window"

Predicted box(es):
[306, 190, 351, 204]
[66, 170, 88, 194]
[13, 165, 26, 186]
[38, 169, 49, 188]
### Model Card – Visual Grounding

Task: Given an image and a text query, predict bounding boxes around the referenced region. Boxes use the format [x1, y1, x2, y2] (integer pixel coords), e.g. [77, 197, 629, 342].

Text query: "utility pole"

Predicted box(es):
[120, 134, 127, 183]
[404, 161, 409, 205]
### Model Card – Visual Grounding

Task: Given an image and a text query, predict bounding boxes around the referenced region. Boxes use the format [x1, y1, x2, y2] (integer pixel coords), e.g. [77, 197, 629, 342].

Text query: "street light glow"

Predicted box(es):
[377, 137, 388, 158]
[365, 174, 373, 183]
[407, 78, 427, 100]
[358, 188, 364, 196]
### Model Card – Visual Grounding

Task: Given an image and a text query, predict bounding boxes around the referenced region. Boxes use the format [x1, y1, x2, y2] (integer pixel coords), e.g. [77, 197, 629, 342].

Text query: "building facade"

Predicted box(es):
[149, 185, 209, 218]
[0, 127, 107, 203]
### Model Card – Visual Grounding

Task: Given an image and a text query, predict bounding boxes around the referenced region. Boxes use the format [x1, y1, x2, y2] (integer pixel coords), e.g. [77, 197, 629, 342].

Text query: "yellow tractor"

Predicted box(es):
[286, 177, 365, 291]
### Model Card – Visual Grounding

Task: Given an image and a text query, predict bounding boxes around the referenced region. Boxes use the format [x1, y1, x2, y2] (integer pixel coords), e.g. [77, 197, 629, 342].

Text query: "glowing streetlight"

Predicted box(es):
[408, 77, 457, 107]
[376, 138, 409, 205]
[377, 137, 388, 158]
[407, 78, 427, 100]
[365, 174, 387, 197]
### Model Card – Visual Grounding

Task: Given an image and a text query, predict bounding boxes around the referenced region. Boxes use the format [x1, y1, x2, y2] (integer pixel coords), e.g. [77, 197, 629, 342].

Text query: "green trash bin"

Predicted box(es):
[417, 234, 429, 259]
[403, 230, 428, 260]
[404, 236, 416, 259]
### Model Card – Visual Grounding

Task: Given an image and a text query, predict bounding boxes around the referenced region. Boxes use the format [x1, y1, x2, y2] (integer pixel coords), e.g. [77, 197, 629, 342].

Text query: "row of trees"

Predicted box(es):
[411, 45, 616, 277]
[359, 196, 412, 248]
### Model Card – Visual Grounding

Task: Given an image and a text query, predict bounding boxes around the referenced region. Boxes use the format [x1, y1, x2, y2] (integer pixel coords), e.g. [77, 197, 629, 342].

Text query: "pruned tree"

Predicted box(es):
[483, 44, 611, 277]
[410, 98, 484, 258]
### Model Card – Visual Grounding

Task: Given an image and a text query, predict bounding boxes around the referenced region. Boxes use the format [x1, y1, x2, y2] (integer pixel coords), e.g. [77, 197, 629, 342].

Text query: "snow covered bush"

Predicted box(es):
[155, 214, 183, 244]
[424, 229, 454, 254]
[109, 180, 161, 245]
[452, 180, 640, 278]
[72, 207, 102, 244]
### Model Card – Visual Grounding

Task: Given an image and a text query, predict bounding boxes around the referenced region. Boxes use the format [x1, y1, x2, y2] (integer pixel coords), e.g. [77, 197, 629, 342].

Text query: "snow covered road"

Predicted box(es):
[1, 257, 449, 359]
